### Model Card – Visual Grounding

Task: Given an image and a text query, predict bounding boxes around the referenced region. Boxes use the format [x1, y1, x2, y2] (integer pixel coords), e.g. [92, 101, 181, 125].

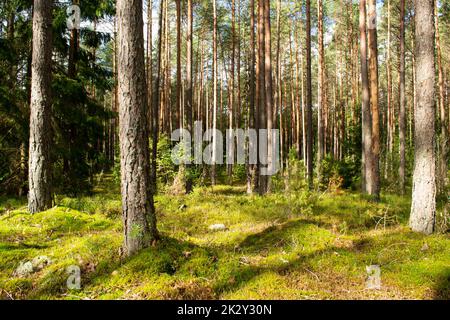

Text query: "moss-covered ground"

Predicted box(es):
[0, 176, 448, 300]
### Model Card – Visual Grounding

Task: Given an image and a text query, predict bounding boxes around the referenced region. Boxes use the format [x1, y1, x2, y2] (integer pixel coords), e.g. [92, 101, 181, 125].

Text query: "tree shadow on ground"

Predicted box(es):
[213, 219, 447, 299]
[28, 235, 219, 299]
[433, 268, 450, 300]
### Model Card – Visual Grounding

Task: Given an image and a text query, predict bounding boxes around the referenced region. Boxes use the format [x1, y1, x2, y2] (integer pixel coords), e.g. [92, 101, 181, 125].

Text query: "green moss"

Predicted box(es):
[0, 184, 448, 300]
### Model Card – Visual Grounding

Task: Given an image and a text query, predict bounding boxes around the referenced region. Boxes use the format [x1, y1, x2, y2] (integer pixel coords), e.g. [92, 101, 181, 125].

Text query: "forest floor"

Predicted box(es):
[0, 175, 449, 300]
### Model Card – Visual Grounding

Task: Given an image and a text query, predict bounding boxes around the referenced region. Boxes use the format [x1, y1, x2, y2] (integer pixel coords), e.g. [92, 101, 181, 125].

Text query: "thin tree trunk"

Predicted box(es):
[151, 0, 164, 193]
[360, 0, 373, 195]
[276, 0, 283, 171]
[367, 0, 380, 200]
[147, 0, 153, 134]
[176, 0, 182, 130]
[399, 0, 406, 194]
[185, 0, 193, 193]
[435, 0, 449, 192]
[247, 0, 257, 194]
[305, 0, 313, 190]
[317, 0, 325, 181]
[257, 0, 267, 194]
[386, 0, 393, 179]
[212, 0, 218, 185]
[262, 0, 273, 194]
[227, 0, 236, 183]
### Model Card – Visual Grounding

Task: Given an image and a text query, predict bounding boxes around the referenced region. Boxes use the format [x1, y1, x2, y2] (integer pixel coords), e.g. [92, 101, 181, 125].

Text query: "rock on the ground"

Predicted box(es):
[14, 261, 34, 277]
[208, 224, 227, 232]
[32, 255, 52, 271]
[14, 256, 52, 277]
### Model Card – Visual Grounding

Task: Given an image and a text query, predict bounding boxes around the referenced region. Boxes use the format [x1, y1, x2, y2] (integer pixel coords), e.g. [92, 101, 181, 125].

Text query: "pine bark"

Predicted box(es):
[212, 0, 218, 185]
[409, 0, 436, 235]
[367, 0, 380, 200]
[305, 0, 313, 190]
[399, 0, 406, 194]
[263, 0, 274, 194]
[257, 0, 266, 193]
[117, 0, 158, 255]
[435, 0, 449, 192]
[28, 0, 53, 214]
[247, 0, 257, 194]
[317, 0, 325, 179]
[360, 0, 373, 195]
[185, 0, 193, 193]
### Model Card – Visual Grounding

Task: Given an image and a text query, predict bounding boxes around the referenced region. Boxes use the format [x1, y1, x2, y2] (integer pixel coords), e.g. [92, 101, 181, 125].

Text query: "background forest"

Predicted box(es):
[0, 0, 449, 300]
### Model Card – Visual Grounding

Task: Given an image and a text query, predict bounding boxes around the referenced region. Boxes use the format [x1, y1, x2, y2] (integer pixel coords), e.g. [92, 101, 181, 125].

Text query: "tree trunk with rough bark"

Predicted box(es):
[367, 0, 380, 200]
[28, 0, 53, 214]
[212, 0, 218, 186]
[435, 0, 449, 193]
[409, 0, 436, 235]
[317, 0, 325, 182]
[185, 0, 193, 193]
[247, 0, 257, 194]
[263, 0, 274, 194]
[399, 0, 406, 194]
[360, 0, 373, 195]
[305, 0, 313, 190]
[117, 0, 158, 256]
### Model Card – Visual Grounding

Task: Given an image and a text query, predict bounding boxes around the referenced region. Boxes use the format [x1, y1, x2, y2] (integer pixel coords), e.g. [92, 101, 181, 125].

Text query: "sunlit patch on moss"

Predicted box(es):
[0, 183, 448, 300]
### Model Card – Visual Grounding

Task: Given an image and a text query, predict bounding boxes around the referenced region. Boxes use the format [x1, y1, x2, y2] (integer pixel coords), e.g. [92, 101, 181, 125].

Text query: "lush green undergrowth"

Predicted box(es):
[0, 178, 448, 300]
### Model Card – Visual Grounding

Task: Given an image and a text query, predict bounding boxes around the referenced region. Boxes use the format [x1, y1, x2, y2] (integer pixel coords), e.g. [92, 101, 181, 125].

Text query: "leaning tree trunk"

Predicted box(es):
[409, 0, 436, 235]
[117, 0, 158, 256]
[28, 0, 53, 214]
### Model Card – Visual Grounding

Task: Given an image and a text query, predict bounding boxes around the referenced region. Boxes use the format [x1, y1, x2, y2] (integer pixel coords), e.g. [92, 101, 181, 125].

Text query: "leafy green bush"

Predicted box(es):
[320, 155, 360, 191]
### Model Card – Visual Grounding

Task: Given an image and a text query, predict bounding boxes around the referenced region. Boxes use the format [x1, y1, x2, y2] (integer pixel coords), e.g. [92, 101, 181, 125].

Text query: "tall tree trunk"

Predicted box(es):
[257, 0, 266, 193]
[117, 0, 158, 256]
[247, 0, 257, 194]
[317, 0, 325, 181]
[176, 0, 182, 130]
[68, 0, 79, 79]
[360, 0, 373, 195]
[228, 0, 236, 183]
[212, 0, 218, 185]
[386, 0, 393, 179]
[151, 0, 164, 193]
[305, 0, 313, 190]
[147, 0, 153, 134]
[112, 18, 118, 166]
[65, 0, 80, 184]
[28, 0, 53, 214]
[185, 0, 193, 193]
[399, 0, 406, 194]
[263, 0, 274, 194]
[276, 0, 283, 172]
[294, 26, 302, 161]
[409, 0, 436, 235]
[435, 0, 449, 192]
[367, 0, 380, 200]
[237, 0, 242, 133]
